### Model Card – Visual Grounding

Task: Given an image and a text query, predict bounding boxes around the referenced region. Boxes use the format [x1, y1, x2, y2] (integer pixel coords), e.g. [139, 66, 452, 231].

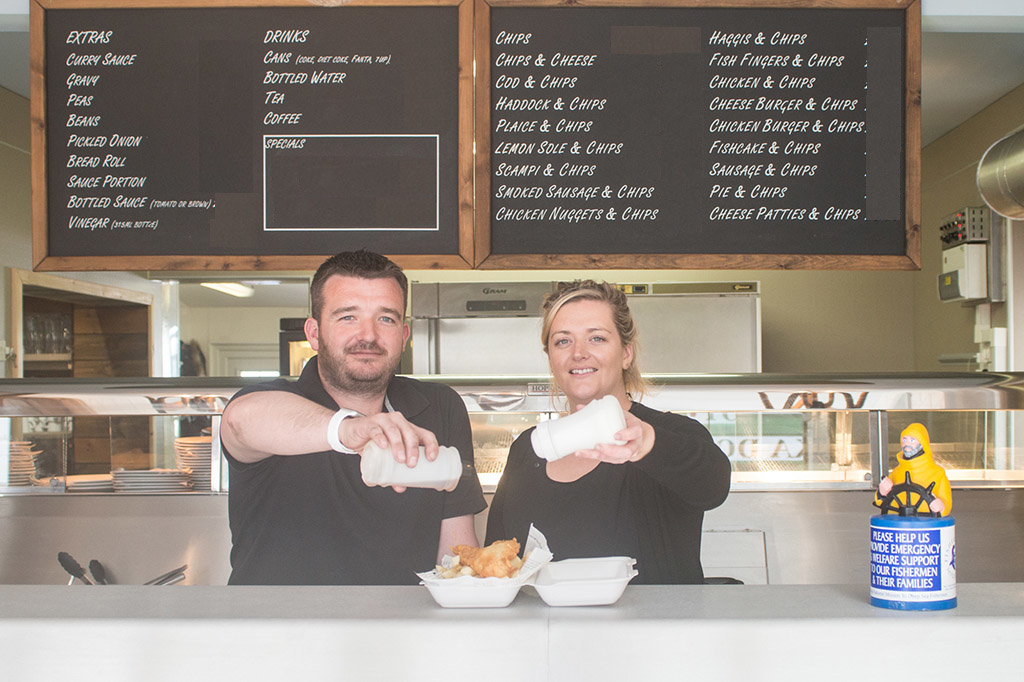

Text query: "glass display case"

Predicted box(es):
[456, 375, 1024, 492]
[0, 379, 240, 493]
[3, 373, 1024, 495]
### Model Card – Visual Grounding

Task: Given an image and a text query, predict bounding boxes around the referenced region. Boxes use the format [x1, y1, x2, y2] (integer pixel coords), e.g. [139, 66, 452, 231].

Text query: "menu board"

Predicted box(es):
[34, 1, 472, 270]
[33, 0, 919, 271]
[476, 2, 919, 269]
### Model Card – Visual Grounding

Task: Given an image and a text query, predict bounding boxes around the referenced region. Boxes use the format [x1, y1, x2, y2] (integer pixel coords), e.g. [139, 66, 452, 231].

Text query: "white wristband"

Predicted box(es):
[327, 409, 360, 453]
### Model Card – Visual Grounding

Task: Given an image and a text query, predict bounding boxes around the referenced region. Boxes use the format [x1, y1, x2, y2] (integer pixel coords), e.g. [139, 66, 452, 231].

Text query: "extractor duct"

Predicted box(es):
[977, 127, 1024, 220]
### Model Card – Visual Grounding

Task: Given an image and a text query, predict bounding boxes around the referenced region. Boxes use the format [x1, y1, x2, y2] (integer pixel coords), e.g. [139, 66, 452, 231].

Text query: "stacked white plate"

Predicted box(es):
[112, 468, 193, 493]
[7, 441, 41, 486]
[174, 436, 212, 491]
[66, 473, 115, 493]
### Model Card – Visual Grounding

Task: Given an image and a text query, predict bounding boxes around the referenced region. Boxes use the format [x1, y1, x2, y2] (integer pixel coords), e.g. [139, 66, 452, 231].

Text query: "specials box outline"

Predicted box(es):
[262, 133, 441, 233]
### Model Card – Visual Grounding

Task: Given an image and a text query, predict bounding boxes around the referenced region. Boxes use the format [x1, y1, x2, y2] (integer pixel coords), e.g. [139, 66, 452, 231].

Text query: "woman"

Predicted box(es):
[485, 280, 732, 584]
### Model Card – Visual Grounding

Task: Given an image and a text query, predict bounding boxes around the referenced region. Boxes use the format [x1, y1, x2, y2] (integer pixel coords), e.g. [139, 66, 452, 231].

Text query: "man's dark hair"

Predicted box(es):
[310, 250, 408, 320]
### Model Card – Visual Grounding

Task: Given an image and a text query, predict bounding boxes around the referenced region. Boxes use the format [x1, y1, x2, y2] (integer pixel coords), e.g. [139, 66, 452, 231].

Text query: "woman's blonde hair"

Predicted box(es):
[540, 280, 648, 400]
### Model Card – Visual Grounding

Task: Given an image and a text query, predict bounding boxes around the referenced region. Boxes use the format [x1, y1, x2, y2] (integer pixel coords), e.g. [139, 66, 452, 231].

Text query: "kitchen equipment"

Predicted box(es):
[174, 436, 213, 491]
[410, 282, 553, 375]
[279, 317, 315, 376]
[145, 564, 188, 586]
[111, 468, 192, 493]
[88, 559, 109, 585]
[57, 552, 92, 585]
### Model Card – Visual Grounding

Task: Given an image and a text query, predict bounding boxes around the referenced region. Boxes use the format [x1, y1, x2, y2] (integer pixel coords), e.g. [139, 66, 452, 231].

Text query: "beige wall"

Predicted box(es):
[0, 86, 172, 379]
[918, 82, 1024, 371]
[0, 85, 32, 377]
[6, 79, 1024, 376]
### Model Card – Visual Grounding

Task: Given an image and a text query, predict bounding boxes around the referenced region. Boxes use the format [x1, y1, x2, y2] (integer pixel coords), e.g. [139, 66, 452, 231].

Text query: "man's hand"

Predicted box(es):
[338, 411, 439, 468]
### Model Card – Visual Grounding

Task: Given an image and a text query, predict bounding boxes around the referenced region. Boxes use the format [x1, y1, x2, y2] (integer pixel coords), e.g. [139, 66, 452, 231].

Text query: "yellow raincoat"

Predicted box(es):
[876, 422, 952, 516]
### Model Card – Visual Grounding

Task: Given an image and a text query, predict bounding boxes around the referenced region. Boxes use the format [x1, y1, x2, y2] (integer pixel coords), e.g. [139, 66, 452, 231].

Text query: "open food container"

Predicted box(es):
[418, 525, 553, 608]
[533, 556, 638, 607]
[423, 578, 524, 608]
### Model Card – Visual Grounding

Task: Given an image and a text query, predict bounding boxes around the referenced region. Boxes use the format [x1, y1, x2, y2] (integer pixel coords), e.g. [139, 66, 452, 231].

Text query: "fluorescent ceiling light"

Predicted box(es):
[200, 282, 255, 298]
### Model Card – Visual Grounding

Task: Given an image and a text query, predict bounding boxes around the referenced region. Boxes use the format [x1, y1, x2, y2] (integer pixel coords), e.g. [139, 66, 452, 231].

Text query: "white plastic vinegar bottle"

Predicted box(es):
[531, 394, 627, 461]
[360, 442, 464, 492]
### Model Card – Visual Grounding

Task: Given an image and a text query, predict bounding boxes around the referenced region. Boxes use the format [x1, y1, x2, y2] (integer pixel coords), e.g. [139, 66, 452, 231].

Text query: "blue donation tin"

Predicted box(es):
[869, 515, 956, 610]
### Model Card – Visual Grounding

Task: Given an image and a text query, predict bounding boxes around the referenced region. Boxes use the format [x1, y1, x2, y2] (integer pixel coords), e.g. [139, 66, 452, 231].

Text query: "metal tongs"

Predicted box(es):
[58, 552, 187, 585]
[57, 553, 112, 585]
[57, 552, 94, 585]
[144, 564, 188, 586]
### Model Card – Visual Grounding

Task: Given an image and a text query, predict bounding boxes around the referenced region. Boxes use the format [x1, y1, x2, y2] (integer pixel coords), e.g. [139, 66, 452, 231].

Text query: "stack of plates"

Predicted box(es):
[112, 468, 193, 493]
[66, 474, 115, 493]
[7, 441, 41, 486]
[174, 436, 212, 491]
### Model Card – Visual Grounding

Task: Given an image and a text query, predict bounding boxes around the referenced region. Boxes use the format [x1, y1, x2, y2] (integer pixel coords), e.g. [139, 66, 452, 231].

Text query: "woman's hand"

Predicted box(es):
[575, 409, 654, 464]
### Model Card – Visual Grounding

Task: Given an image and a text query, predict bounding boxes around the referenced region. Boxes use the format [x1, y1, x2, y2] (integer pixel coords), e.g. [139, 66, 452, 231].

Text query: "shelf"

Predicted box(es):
[24, 353, 72, 363]
[23, 353, 73, 375]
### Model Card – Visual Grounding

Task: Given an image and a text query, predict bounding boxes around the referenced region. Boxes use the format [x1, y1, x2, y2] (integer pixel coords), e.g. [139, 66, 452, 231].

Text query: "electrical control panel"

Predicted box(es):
[939, 207, 989, 249]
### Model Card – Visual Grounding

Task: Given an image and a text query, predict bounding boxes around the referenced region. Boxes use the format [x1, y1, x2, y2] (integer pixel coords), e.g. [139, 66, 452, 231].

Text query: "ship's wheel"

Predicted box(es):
[875, 471, 940, 517]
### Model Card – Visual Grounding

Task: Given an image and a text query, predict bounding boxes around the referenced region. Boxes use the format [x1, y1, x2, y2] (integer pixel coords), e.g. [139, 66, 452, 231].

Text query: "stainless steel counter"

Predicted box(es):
[0, 584, 1021, 681]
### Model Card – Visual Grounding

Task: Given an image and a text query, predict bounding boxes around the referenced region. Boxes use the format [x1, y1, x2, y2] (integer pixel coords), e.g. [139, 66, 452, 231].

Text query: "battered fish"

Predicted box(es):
[451, 539, 521, 578]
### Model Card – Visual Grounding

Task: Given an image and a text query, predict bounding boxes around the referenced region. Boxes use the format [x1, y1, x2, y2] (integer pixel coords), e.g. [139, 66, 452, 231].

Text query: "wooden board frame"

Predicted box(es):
[32, 0, 920, 272]
[30, 0, 477, 272]
[472, 0, 921, 270]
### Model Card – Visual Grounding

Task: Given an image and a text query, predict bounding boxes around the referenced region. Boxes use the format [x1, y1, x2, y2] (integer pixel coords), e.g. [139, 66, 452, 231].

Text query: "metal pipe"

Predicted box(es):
[978, 127, 1024, 219]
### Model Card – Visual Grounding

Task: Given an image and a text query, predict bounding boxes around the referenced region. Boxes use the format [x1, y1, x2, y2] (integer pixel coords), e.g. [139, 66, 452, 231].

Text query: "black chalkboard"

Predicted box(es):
[34, 0, 919, 272]
[37, 2, 470, 269]
[477, 1, 919, 269]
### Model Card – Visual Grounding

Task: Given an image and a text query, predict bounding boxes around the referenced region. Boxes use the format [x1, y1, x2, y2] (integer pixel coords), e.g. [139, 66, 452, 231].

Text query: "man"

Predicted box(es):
[221, 250, 484, 584]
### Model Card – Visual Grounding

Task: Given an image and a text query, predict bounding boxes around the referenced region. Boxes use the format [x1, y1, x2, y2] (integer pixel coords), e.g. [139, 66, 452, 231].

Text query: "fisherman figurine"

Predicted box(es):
[874, 422, 952, 517]
[869, 422, 957, 610]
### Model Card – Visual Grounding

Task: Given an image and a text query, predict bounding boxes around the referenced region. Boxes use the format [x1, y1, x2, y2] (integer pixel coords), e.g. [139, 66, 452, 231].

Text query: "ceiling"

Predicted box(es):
[3, 1, 1024, 309]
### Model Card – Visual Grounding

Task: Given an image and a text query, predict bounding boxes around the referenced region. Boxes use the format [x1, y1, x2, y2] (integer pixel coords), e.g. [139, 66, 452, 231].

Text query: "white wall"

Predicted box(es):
[182, 304, 306, 376]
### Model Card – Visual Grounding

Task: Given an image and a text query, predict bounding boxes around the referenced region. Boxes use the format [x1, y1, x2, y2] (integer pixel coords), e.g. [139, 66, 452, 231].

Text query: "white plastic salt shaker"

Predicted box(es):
[531, 394, 627, 461]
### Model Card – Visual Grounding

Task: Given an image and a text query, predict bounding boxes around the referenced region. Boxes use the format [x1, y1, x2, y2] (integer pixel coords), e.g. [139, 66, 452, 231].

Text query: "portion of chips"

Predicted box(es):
[435, 549, 525, 579]
[435, 555, 477, 579]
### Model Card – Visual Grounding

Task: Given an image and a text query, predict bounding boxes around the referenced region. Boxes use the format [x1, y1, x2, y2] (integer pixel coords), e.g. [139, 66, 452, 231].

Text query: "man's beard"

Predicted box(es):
[317, 339, 397, 397]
